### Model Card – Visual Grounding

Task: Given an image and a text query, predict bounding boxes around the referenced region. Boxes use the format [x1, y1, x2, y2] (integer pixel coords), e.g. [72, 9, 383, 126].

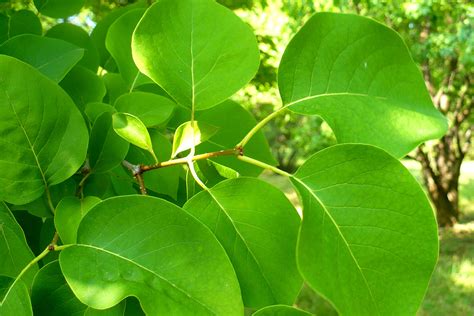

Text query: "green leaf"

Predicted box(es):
[85, 102, 116, 124]
[0, 202, 38, 286]
[89, 113, 130, 174]
[196, 100, 276, 176]
[0, 34, 84, 82]
[54, 196, 101, 245]
[102, 73, 128, 104]
[32, 261, 128, 315]
[34, 0, 84, 18]
[112, 113, 155, 160]
[126, 130, 180, 199]
[172, 121, 218, 158]
[291, 144, 438, 315]
[60, 66, 106, 110]
[8, 10, 42, 38]
[0, 14, 9, 44]
[114, 92, 175, 128]
[106, 9, 151, 88]
[0, 276, 32, 315]
[46, 23, 99, 72]
[278, 13, 447, 158]
[0, 56, 88, 205]
[59, 195, 244, 315]
[132, 0, 260, 110]
[253, 305, 313, 316]
[184, 178, 302, 308]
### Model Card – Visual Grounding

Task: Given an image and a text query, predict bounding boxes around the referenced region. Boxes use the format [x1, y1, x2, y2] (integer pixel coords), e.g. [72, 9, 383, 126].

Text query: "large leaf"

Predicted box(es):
[54, 196, 101, 245]
[114, 92, 175, 128]
[59, 195, 243, 315]
[46, 23, 99, 72]
[89, 112, 130, 174]
[132, 0, 259, 110]
[0, 34, 83, 82]
[0, 202, 38, 285]
[184, 178, 302, 308]
[60, 66, 106, 110]
[196, 100, 276, 176]
[291, 144, 438, 315]
[278, 13, 447, 157]
[106, 9, 151, 88]
[0, 56, 88, 205]
[34, 0, 84, 18]
[31, 261, 127, 315]
[172, 121, 218, 158]
[0, 276, 32, 316]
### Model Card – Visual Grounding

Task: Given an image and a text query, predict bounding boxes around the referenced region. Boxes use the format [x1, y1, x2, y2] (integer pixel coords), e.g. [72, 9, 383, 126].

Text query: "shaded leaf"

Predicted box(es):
[0, 276, 32, 315]
[60, 66, 106, 110]
[0, 34, 83, 82]
[8, 10, 42, 38]
[85, 102, 116, 124]
[34, 0, 84, 18]
[184, 178, 302, 308]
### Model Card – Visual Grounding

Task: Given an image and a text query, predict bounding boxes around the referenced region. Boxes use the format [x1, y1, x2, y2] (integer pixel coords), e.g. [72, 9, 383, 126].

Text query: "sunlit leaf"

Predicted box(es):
[172, 121, 218, 158]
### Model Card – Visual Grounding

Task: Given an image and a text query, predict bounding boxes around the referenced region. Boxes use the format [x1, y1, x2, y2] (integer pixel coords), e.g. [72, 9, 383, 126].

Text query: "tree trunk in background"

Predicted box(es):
[416, 59, 473, 227]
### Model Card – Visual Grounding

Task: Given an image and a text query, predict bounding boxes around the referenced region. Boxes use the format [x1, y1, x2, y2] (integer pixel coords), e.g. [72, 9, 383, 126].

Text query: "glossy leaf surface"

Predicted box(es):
[112, 113, 154, 159]
[253, 305, 313, 316]
[0, 276, 32, 315]
[60, 195, 243, 315]
[172, 121, 218, 158]
[184, 178, 302, 308]
[132, 0, 260, 110]
[279, 13, 447, 157]
[0, 56, 88, 205]
[291, 144, 438, 315]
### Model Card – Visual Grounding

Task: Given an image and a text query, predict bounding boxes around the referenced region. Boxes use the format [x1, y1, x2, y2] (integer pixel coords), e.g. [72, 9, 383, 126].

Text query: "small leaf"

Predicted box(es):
[112, 112, 156, 161]
[132, 0, 260, 110]
[59, 195, 244, 315]
[184, 178, 302, 308]
[253, 305, 313, 316]
[114, 92, 175, 127]
[54, 196, 101, 245]
[89, 112, 130, 174]
[279, 13, 447, 157]
[172, 121, 218, 158]
[34, 0, 84, 18]
[0, 202, 38, 286]
[0, 276, 32, 315]
[0, 56, 89, 205]
[0, 34, 84, 82]
[291, 144, 438, 315]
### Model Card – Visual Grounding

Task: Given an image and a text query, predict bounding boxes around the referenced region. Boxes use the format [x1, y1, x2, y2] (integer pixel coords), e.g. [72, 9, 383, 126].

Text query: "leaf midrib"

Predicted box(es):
[74, 244, 217, 315]
[292, 176, 380, 315]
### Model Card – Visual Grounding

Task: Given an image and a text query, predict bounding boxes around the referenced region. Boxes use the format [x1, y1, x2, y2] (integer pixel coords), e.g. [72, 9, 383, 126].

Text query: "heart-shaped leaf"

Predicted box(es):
[112, 112, 156, 162]
[0, 276, 32, 315]
[0, 56, 89, 205]
[0, 202, 38, 286]
[184, 178, 302, 308]
[132, 0, 260, 110]
[114, 92, 175, 127]
[172, 121, 218, 158]
[0, 34, 84, 82]
[279, 13, 447, 157]
[291, 144, 438, 315]
[59, 195, 243, 315]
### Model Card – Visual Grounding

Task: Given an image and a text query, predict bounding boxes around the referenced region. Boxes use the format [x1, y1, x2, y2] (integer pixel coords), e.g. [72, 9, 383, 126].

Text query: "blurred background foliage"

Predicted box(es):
[1, 0, 473, 313]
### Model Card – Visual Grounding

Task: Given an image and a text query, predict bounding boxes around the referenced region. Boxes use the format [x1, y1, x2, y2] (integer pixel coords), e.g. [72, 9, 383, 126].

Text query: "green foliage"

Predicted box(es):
[0, 1, 449, 315]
